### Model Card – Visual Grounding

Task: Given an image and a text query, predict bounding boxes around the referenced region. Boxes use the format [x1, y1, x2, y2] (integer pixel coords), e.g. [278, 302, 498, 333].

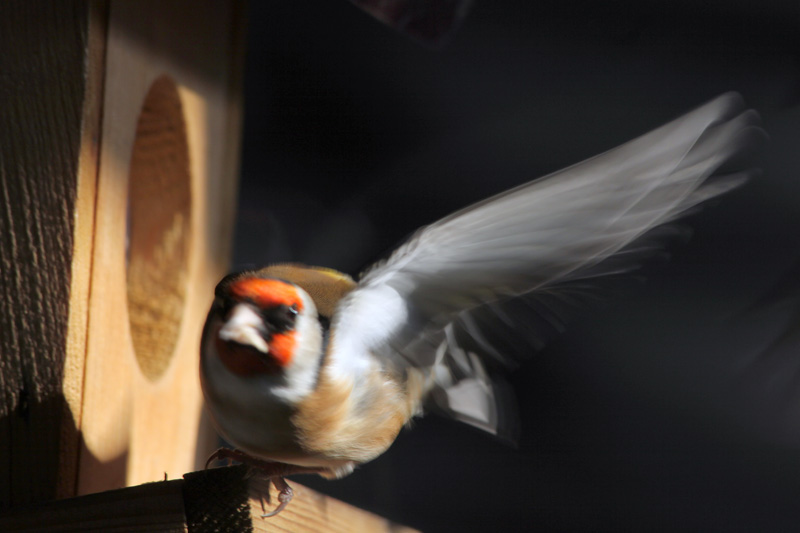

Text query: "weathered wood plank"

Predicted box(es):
[0, 466, 418, 532]
[0, 0, 100, 508]
[246, 476, 419, 533]
[0, 479, 187, 532]
[188, 466, 419, 533]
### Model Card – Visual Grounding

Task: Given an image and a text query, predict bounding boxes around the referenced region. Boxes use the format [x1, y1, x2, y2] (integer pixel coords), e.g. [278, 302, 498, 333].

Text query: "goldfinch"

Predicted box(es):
[200, 92, 762, 516]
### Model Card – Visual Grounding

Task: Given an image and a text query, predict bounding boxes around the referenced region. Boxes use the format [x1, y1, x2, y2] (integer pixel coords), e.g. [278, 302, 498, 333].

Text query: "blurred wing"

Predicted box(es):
[329, 92, 763, 437]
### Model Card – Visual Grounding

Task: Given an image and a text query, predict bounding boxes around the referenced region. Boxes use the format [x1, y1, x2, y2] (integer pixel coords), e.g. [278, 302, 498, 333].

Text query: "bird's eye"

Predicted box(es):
[261, 303, 298, 333]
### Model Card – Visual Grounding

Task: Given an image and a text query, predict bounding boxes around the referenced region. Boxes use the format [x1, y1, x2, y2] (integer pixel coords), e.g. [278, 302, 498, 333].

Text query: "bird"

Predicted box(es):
[200, 92, 763, 516]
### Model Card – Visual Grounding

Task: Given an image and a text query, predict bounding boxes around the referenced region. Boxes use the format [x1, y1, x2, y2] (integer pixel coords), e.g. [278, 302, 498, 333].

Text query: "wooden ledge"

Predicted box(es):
[0, 465, 417, 532]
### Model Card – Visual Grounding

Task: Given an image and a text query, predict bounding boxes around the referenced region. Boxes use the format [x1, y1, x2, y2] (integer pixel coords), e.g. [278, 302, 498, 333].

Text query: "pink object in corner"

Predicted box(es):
[349, 0, 474, 45]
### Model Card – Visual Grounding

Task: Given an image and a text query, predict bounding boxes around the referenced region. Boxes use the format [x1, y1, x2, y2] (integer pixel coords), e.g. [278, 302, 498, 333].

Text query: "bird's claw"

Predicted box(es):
[260, 477, 294, 518]
[204, 447, 225, 469]
[204, 447, 324, 518]
[205, 447, 251, 469]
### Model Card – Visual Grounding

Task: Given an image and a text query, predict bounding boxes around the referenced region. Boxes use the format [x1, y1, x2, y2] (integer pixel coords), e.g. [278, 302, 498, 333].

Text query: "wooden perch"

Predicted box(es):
[0, 465, 419, 532]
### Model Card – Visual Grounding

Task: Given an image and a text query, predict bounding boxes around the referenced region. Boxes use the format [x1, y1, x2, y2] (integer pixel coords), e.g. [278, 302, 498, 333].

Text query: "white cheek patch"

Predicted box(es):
[218, 304, 270, 354]
[267, 291, 324, 403]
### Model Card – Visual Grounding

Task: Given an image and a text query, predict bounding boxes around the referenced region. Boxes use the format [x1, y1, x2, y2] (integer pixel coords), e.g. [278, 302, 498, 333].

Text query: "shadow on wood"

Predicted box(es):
[0, 465, 419, 532]
[0, 0, 244, 507]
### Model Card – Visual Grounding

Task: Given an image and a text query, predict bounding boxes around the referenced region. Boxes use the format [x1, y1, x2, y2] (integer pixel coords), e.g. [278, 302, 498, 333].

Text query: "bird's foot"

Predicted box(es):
[205, 447, 324, 518]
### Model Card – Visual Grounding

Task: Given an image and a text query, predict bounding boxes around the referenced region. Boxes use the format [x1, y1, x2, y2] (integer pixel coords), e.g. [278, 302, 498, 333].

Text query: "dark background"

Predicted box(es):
[232, 1, 800, 530]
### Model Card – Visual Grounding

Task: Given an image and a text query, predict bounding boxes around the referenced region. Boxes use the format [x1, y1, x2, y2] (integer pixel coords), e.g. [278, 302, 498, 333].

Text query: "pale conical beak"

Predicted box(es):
[218, 304, 270, 354]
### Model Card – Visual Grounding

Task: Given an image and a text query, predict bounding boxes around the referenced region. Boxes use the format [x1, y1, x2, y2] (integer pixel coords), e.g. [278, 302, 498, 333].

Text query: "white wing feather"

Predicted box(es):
[328, 92, 763, 436]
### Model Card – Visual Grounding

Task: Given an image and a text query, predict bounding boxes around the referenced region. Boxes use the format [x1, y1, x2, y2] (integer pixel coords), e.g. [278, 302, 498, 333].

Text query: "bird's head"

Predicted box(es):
[203, 273, 323, 379]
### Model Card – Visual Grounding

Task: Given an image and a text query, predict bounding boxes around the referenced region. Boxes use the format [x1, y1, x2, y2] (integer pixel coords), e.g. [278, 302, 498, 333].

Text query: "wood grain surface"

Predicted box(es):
[0, 465, 418, 532]
[0, 479, 187, 532]
[0, 0, 244, 509]
[0, 0, 100, 508]
[246, 475, 419, 533]
[76, 0, 245, 494]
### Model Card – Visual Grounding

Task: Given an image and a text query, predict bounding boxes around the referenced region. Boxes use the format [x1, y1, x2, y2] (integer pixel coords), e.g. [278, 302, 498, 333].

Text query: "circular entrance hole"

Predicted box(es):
[126, 75, 192, 381]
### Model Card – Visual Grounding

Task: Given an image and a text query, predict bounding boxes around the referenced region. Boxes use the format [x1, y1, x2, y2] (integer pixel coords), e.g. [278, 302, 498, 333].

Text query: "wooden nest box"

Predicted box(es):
[0, 1, 414, 530]
[0, 0, 245, 501]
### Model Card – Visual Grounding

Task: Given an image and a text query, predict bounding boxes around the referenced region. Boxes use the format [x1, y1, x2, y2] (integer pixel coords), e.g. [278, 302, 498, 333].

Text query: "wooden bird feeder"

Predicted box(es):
[0, 1, 415, 529]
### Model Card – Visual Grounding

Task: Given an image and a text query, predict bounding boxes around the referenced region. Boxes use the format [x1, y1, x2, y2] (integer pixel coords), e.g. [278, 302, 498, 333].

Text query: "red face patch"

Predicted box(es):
[266, 332, 296, 368]
[216, 277, 303, 375]
[229, 278, 304, 311]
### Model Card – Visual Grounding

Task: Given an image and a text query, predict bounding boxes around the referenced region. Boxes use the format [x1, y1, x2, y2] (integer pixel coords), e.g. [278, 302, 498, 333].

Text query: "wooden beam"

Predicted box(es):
[0, 466, 419, 532]
[0, 479, 187, 532]
[244, 477, 419, 533]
